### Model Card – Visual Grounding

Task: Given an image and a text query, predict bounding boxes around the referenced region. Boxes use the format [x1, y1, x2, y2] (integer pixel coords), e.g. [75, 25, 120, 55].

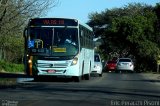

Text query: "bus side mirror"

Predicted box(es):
[102, 60, 105, 63]
[81, 31, 84, 37]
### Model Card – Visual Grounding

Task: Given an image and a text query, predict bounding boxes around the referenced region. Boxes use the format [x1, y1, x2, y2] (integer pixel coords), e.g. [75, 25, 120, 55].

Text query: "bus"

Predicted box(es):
[23, 18, 94, 82]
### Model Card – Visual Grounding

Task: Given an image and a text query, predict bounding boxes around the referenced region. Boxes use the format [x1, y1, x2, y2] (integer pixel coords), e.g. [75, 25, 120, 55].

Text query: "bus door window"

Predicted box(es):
[28, 28, 53, 49]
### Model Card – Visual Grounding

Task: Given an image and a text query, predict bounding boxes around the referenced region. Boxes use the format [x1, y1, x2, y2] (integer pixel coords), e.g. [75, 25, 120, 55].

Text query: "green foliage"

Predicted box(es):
[88, 3, 160, 72]
[0, 0, 57, 63]
[137, 41, 159, 59]
[0, 60, 24, 73]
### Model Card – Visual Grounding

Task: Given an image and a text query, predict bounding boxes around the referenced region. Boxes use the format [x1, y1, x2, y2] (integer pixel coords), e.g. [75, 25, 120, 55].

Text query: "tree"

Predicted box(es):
[88, 3, 160, 72]
[0, 0, 58, 63]
[154, 3, 160, 44]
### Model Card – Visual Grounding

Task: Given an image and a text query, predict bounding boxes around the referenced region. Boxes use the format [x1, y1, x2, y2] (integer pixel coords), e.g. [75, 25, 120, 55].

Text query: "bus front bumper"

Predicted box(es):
[37, 66, 79, 77]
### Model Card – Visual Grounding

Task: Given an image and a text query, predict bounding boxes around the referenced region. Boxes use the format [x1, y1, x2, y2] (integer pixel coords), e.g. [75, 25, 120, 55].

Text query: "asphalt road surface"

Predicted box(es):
[1, 73, 160, 106]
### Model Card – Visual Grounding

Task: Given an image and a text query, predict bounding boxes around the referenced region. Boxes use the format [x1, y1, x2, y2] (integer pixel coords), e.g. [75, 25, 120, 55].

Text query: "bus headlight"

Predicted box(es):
[71, 57, 78, 65]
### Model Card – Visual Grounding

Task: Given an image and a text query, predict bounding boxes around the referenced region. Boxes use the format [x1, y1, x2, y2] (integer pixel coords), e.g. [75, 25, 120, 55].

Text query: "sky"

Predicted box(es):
[46, 0, 160, 23]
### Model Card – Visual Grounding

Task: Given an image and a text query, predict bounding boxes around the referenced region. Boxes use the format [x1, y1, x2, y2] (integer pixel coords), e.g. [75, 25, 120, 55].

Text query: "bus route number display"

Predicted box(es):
[29, 18, 78, 26]
[43, 20, 64, 25]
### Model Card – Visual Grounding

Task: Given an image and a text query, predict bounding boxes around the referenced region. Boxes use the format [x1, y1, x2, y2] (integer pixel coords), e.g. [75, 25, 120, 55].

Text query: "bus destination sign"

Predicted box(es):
[29, 18, 78, 26]
[43, 20, 64, 25]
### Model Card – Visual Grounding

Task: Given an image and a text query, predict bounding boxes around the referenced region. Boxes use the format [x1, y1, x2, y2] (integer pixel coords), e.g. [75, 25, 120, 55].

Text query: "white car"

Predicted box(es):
[92, 54, 103, 77]
[116, 58, 134, 73]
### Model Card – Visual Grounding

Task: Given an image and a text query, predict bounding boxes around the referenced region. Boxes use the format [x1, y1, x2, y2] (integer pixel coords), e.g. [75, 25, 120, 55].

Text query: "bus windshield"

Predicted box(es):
[28, 27, 79, 57]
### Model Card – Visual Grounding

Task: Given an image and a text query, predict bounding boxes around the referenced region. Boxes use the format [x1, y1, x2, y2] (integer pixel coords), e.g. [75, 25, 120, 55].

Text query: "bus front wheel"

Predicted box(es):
[84, 63, 91, 80]
[84, 73, 90, 80]
[73, 76, 81, 82]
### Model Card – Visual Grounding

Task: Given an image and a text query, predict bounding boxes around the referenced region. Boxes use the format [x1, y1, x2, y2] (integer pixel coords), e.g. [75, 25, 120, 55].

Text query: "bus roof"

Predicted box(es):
[78, 21, 93, 31]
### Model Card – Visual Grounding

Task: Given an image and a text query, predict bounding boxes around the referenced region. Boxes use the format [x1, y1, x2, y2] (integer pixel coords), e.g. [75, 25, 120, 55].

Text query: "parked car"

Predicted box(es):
[105, 60, 117, 72]
[92, 54, 103, 77]
[116, 58, 134, 73]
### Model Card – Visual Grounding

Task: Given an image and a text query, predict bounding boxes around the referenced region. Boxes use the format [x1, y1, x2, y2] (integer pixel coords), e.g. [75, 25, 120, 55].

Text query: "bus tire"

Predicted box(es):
[99, 73, 102, 77]
[84, 62, 91, 80]
[84, 73, 90, 80]
[73, 76, 81, 82]
[81, 62, 85, 80]
[34, 76, 40, 81]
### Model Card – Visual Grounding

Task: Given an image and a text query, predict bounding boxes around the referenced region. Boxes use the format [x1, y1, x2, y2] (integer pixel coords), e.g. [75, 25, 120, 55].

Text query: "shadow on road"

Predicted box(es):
[32, 76, 73, 83]
[122, 79, 160, 83]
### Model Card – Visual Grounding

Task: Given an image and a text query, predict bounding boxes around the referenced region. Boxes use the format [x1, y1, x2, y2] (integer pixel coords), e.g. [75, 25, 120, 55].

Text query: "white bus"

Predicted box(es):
[23, 18, 94, 82]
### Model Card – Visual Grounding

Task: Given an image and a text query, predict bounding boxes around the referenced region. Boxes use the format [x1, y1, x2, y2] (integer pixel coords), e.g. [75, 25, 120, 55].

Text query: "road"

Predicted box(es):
[0, 73, 160, 106]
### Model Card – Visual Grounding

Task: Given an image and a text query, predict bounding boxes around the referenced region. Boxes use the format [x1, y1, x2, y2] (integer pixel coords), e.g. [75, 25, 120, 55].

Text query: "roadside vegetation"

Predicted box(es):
[0, 60, 23, 86]
[0, 60, 24, 73]
[0, 0, 58, 73]
[0, 60, 24, 86]
[0, 0, 58, 85]
[88, 3, 160, 72]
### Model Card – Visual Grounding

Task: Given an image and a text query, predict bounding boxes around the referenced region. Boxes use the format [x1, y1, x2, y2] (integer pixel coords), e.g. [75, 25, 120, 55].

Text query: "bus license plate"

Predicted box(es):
[47, 70, 56, 73]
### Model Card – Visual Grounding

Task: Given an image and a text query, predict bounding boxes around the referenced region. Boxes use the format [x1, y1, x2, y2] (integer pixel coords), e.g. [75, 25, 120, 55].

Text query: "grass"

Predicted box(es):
[0, 61, 24, 87]
[0, 60, 24, 73]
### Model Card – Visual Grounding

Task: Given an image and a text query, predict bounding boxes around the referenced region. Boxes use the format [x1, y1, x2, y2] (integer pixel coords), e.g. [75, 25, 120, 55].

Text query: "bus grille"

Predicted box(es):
[54, 63, 68, 67]
[37, 63, 69, 68]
